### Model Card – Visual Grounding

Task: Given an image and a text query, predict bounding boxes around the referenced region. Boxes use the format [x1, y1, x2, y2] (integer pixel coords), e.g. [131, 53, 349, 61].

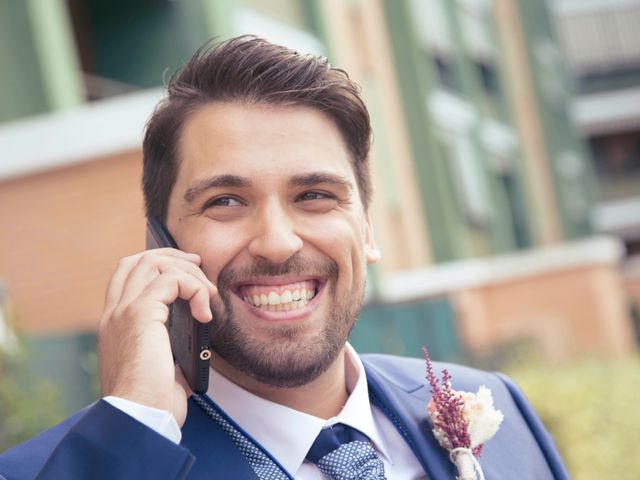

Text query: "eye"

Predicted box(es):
[204, 196, 245, 208]
[296, 191, 335, 202]
[295, 190, 339, 212]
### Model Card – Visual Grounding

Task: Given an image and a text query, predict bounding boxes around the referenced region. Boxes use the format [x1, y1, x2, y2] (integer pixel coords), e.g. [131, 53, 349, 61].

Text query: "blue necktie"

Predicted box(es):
[306, 424, 386, 479]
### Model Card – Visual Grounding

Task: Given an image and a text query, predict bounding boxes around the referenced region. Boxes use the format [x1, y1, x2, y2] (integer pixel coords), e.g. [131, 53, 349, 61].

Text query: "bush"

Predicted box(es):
[505, 354, 640, 480]
[0, 313, 64, 451]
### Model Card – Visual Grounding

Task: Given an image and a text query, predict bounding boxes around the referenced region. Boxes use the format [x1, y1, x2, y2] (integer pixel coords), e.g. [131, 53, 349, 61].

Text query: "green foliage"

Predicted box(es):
[505, 353, 640, 480]
[0, 342, 65, 452]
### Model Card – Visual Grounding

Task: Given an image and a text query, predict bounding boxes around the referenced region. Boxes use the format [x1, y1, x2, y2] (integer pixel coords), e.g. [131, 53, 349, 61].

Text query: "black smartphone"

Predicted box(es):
[145, 216, 212, 394]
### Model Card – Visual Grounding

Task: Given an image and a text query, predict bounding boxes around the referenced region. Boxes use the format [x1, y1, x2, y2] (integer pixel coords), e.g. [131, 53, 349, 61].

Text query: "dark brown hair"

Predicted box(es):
[142, 35, 372, 220]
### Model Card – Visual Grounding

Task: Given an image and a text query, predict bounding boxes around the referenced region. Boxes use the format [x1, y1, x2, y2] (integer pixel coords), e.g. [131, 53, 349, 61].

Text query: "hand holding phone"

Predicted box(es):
[98, 241, 214, 426]
[146, 217, 213, 394]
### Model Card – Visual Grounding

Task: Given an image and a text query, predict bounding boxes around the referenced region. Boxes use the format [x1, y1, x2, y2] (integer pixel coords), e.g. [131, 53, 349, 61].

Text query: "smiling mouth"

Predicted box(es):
[236, 279, 320, 312]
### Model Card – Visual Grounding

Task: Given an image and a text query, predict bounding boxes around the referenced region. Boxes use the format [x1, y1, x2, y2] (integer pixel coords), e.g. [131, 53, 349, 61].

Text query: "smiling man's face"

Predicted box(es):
[166, 101, 378, 388]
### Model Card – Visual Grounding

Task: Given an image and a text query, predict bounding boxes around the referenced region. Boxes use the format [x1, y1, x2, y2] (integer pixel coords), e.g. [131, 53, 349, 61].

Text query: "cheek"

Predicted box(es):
[184, 224, 249, 281]
[300, 216, 369, 272]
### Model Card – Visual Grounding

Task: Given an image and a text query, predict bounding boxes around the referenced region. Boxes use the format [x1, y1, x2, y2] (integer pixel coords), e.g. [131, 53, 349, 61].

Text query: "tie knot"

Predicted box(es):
[306, 424, 370, 463]
[306, 423, 386, 479]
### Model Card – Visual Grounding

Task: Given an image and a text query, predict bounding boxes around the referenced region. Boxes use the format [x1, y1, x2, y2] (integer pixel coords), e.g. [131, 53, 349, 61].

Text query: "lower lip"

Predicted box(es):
[234, 285, 325, 322]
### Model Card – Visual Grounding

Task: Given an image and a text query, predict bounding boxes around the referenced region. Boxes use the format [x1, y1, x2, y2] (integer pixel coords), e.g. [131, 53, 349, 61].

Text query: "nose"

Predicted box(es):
[247, 201, 303, 264]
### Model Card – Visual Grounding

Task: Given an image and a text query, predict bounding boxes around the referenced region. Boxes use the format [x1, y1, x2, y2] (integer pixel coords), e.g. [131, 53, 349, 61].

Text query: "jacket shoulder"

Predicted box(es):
[360, 353, 499, 391]
[0, 406, 90, 479]
[361, 353, 569, 479]
[0, 401, 193, 480]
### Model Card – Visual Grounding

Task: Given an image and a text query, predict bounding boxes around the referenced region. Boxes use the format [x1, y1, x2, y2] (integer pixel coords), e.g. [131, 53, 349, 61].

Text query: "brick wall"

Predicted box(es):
[0, 151, 145, 334]
[454, 264, 636, 360]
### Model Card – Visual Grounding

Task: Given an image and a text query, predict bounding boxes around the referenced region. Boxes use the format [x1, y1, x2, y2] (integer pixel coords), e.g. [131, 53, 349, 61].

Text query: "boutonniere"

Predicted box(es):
[423, 348, 503, 480]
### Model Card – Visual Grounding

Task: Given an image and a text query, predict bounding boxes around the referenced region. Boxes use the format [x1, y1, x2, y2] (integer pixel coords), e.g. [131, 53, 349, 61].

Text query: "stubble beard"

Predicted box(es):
[209, 255, 365, 388]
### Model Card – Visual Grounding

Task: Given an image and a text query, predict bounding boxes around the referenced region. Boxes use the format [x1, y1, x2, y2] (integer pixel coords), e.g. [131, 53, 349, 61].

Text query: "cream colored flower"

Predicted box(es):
[460, 386, 504, 448]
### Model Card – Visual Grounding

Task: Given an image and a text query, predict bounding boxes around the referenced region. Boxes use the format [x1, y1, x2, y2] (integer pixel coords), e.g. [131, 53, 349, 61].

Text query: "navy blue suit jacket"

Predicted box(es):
[0, 355, 569, 479]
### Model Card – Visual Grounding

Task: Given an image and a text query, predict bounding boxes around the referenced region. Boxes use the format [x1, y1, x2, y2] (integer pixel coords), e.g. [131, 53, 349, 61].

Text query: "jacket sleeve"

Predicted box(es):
[34, 400, 194, 480]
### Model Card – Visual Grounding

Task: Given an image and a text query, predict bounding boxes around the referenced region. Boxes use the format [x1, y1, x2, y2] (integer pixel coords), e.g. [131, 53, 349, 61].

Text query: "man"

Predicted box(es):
[0, 36, 569, 479]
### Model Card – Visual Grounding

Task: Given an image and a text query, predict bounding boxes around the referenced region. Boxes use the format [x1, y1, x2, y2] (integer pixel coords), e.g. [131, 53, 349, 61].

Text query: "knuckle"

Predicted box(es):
[118, 254, 139, 268]
[108, 304, 126, 322]
[116, 257, 130, 271]
[136, 252, 158, 268]
[169, 266, 195, 283]
[119, 302, 143, 321]
[164, 265, 181, 274]
[160, 267, 182, 282]
[98, 309, 113, 328]
[185, 264, 207, 280]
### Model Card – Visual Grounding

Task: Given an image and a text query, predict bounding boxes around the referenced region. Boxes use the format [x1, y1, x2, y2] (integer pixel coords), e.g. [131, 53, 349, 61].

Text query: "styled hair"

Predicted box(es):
[142, 35, 372, 220]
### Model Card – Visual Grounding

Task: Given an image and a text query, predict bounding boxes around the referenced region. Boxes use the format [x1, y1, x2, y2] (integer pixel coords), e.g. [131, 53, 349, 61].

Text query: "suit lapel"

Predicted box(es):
[363, 359, 456, 480]
[181, 397, 260, 480]
[178, 360, 463, 479]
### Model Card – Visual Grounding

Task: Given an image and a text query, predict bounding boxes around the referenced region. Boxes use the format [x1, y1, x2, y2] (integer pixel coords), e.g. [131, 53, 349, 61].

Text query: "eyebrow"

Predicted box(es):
[183, 175, 253, 203]
[289, 172, 354, 192]
[183, 171, 354, 204]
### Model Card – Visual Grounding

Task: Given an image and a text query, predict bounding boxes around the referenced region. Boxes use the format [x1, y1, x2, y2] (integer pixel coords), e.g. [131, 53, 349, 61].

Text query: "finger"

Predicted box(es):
[104, 249, 201, 311]
[173, 366, 193, 427]
[145, 247, 202, 265]
[103, 255, 140, 316]
[105, 249, 208, 311]
[118, 253, 215, 308]
[137, 268, 213, 323]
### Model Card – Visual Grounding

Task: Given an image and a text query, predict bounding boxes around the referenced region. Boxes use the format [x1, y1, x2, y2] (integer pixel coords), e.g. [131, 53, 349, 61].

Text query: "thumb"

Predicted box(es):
[173, 365, 195, 427]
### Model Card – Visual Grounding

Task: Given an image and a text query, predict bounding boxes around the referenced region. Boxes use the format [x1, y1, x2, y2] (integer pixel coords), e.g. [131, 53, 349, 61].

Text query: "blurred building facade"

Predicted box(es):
[550, 0, 640, 253]
[0, 0, 636, 410]
[1, 0, 595, 261]
[550, 0, 640, 332]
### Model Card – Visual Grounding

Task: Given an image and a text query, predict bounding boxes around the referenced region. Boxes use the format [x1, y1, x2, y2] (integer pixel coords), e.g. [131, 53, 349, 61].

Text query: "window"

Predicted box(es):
[476, 61, 500, 97]
[432, 54, 462, 93]
[589, 130, 640, 201]
[438, 130, 492, 227]
[66, 0, 210, 100]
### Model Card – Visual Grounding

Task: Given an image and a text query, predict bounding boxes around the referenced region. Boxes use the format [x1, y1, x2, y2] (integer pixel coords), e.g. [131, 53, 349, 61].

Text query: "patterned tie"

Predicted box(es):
[306, 423, 386, 480]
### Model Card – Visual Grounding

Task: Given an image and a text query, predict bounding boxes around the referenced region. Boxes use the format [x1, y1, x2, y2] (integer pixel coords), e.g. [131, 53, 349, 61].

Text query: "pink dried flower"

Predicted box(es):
[423, 348, 503, 461]
[423, 348, 477, 453]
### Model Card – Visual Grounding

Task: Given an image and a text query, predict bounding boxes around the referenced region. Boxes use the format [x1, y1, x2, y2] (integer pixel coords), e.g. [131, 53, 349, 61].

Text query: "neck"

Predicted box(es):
[211, 349, 349, 419]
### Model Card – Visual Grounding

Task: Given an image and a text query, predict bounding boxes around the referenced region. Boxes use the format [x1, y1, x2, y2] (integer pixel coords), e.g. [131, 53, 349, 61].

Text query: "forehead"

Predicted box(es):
[175, 102, 355, 187]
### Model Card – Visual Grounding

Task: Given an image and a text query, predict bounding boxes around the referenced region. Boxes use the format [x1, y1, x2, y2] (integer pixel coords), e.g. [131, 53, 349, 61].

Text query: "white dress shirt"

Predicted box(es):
[105, 344, 427, 479]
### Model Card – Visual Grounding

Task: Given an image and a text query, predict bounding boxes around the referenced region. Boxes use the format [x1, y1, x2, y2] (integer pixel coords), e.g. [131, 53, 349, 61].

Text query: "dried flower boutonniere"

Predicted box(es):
[423, 348, 504, 480]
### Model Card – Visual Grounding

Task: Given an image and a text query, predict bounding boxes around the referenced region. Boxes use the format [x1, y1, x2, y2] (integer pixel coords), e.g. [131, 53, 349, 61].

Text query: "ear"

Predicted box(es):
[364, 213, 381, 264]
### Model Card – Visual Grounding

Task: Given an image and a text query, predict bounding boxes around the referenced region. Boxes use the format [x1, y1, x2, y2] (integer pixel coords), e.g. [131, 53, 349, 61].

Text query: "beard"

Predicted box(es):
[209, 254, 365, 388]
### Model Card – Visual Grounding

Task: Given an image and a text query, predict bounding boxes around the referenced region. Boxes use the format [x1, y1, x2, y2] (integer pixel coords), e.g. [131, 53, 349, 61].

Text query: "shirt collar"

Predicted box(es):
[334, 344, 391, 463]
[206, 343, 391, 477]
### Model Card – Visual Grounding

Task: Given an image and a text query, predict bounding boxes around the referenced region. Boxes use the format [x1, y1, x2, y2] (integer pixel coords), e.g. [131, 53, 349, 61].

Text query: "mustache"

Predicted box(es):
[216, 253, 338, 292]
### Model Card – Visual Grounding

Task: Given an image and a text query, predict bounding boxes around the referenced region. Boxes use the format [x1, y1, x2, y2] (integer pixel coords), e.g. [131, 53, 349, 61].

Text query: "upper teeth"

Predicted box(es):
[244, 288, 316, 307]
